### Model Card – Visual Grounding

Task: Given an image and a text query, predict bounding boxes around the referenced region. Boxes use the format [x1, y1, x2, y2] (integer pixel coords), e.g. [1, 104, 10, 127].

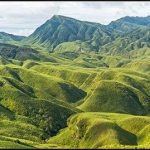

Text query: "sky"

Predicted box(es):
[1, 1, 150, 36]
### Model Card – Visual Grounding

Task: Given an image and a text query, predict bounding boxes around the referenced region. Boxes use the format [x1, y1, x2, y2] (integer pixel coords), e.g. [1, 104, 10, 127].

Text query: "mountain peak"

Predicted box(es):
[50, 15, 75, 20]
[23, 14, 105, 50]
[52, 15, 68, 18]
[48, 15, 80, 24]
[114, 15, 150, 25]
[50, 15, 102, 25]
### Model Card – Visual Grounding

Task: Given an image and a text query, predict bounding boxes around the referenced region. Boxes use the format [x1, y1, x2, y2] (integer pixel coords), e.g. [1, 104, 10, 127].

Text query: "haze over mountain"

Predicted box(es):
[0, 32, 25, 43]
[0, 14, 149, 149]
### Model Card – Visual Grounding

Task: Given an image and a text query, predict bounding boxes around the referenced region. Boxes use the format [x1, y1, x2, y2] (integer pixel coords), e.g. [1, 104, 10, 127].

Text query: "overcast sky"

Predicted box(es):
[1, 1, 150, 36]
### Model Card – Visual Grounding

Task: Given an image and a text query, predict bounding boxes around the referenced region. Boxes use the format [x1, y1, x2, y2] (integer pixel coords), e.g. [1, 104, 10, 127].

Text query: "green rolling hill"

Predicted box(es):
[0, 15, 149, 149]
[47, 112, 150, 149]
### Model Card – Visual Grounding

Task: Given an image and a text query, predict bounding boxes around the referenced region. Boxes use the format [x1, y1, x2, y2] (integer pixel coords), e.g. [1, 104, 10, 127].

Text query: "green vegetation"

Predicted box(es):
[0, 32, 25, 44]
[47, 112, 150, 148]
[0, 15, 149, 148]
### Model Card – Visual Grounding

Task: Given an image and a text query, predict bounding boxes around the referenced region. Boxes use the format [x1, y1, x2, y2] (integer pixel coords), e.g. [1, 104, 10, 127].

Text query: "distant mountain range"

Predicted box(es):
[0, 32, 25, 43]
[1, 15, 150, 58]
[17, 15, 149, 57]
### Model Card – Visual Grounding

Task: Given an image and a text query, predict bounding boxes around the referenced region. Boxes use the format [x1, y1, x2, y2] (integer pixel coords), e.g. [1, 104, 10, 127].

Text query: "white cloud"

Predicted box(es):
[0, 2, 59, 36]
[0, 2, 150, 36]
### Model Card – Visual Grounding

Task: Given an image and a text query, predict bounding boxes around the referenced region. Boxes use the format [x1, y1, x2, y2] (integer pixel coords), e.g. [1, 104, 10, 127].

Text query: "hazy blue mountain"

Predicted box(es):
[0, 32, 25, 43]
[107, 16, 150, 34]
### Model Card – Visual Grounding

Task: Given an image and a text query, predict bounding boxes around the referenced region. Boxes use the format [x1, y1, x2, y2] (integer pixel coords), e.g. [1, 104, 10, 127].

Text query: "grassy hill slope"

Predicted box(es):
[47, 112, 150, 149]
[28, 63, 150, 115]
